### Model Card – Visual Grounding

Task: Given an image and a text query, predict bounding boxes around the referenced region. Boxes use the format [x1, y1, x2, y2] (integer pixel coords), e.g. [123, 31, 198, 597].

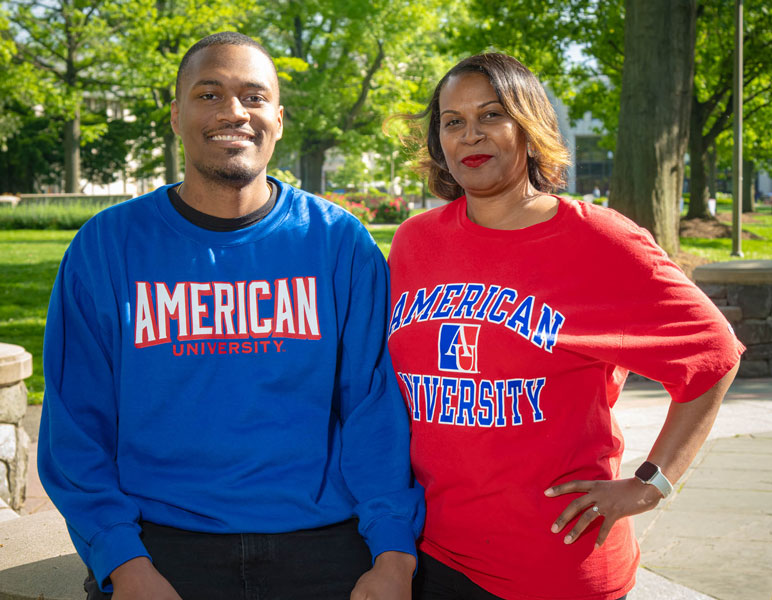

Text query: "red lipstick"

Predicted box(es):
[461, 154, 493, 168]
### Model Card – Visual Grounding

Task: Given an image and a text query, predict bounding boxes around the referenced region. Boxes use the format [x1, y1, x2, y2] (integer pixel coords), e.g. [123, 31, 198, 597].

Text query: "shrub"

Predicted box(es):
[323, 192, 374, 225]
[344, 190, 389, 210]
[373, 196, 410, 224]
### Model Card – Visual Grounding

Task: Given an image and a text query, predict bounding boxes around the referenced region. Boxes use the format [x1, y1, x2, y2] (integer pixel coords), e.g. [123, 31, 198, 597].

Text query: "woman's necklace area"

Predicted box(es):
[467, 191, 556, 230]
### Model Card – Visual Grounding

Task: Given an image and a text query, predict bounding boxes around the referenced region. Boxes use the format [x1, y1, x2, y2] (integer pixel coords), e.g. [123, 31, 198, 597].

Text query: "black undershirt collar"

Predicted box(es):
[167, 181, 277, 232]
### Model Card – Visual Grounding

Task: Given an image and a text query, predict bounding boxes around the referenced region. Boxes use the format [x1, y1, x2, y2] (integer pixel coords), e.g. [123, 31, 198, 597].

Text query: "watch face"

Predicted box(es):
[636, 461, 659, 481]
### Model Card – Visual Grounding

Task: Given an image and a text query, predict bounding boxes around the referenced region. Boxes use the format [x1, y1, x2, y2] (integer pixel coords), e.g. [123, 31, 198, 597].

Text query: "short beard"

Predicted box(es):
[191, 150, 260, 188]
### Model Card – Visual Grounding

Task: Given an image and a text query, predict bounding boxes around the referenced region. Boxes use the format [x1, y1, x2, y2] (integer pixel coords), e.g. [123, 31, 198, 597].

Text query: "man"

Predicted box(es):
[38, 32, 422, 600]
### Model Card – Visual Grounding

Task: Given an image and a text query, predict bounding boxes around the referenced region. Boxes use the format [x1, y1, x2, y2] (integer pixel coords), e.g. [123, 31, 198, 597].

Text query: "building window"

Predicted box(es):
[575, 135, 613, 195]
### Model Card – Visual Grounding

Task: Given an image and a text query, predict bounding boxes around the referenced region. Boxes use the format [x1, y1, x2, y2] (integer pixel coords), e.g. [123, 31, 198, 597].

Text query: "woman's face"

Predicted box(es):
[438, 72, 528, 198]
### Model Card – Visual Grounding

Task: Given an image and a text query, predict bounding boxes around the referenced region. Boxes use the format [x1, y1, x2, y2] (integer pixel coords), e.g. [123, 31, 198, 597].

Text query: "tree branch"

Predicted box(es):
[82, 2, 100, 27]
[743, 82, 772, 106]
[704, 95, 734, 145]
[743, 102, 769, 122]
[342, 39, 384, 132]
[592, 50, 623, 75]
[15, 44, 65, 79]
[293, 14, 304, 58]
[11, 22, 69, 64]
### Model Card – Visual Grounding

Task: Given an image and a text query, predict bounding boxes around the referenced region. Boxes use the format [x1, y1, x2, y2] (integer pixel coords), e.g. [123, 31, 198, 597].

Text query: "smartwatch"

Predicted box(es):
[634, 461, 673, 498]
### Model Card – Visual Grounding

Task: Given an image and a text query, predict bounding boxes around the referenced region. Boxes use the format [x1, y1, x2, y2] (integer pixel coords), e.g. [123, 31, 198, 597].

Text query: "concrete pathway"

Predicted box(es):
[618, 378, 772, 600]
[1, 378, 770, 600]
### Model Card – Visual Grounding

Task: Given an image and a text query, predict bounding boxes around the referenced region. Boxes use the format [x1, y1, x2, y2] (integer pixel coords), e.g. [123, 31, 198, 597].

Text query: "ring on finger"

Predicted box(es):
[591, 505, 600, 513]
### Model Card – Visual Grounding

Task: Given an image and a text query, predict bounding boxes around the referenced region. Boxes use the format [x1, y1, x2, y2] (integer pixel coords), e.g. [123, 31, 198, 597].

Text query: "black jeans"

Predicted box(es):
[413, 551, 628, 600]
[84, 519, 372, 600]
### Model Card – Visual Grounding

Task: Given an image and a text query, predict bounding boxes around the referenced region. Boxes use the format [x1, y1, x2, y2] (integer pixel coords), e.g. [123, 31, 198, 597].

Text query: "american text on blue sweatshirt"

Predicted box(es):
[134, 277, 320, 348]
[396, 373, 547, 427]
[389, 283, 565, 353]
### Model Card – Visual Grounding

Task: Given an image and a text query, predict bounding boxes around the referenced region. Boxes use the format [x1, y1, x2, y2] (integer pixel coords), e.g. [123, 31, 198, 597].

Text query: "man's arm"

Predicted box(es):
[38, 248, 150, 592]
[335, 241, 425, 599]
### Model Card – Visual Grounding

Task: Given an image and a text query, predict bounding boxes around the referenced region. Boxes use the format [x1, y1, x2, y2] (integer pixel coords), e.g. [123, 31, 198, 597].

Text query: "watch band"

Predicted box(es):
[634, 461, 674, 498]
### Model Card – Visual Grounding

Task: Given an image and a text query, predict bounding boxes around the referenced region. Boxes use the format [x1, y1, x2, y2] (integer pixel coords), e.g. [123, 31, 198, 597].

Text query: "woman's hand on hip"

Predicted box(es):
[544, 477, 663, 548]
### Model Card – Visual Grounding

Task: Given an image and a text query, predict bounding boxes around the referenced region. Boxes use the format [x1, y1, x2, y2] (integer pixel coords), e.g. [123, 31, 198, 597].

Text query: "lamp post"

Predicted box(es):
[731, 0, 743, 257]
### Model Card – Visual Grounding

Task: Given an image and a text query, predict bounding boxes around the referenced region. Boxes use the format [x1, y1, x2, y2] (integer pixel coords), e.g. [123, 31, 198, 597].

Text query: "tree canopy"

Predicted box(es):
[1, 0, 770, 232]
[6, 0, 125, 191]
[245, 0, 453, 193]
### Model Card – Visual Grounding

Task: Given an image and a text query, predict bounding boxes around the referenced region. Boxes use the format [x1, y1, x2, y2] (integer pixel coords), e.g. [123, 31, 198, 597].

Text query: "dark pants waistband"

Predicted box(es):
[85, 518, 371, 600]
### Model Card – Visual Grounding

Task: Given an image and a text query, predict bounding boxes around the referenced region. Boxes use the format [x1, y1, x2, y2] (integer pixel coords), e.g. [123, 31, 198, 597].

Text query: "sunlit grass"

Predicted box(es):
[0, 230, 76, 404]
[367, 224, 398, 257]
[681, 207, 772, 262]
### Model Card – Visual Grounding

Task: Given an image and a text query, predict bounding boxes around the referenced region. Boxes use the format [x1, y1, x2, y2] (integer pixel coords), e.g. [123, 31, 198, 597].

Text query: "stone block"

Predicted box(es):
[736, 319, 772, 345]
[738, 359, 771, 378]
[727, 284, 772, 319]
[0, 343, 32, 386]
[744, 343, 772, 361]
[694, 259, 772, 285]
[0, 381, 28, 425]
[7, 427, 28, 510]
[697, 283, 727, 299]
[718, 305, 742, 322]
[0, 461, 9, 505]
[0, 424, 16, 461]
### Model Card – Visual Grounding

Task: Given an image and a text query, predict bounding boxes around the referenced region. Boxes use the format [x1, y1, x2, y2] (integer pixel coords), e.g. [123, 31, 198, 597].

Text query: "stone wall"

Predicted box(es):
[0, 343, 32, 511]
[694, 260, 772, 378]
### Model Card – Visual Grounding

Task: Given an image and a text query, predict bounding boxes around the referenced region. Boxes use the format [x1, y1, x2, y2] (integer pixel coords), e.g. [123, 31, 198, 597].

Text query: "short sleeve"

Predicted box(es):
[615, 254, 744, 402]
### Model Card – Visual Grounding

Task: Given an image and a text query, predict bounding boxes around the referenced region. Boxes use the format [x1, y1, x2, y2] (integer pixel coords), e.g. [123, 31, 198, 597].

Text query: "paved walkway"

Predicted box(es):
[1, 378, 770, 600]
[616, 377, 772, 600]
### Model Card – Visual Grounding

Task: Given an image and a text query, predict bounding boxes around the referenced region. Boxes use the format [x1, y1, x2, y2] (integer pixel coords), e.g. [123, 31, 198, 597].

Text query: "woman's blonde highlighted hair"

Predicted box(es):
[393, 53, 571, 201]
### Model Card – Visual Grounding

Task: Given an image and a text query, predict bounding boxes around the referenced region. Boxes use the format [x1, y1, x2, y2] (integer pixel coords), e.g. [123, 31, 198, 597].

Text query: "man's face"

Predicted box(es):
[171, 44, 283, 187]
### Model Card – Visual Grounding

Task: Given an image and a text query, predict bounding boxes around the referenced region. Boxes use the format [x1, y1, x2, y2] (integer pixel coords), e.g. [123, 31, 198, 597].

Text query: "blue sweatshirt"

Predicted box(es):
[38, 179, 424, 591]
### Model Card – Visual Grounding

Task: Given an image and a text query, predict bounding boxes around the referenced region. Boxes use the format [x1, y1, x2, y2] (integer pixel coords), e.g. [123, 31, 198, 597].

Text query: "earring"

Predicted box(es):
[527, 143, 535, 158]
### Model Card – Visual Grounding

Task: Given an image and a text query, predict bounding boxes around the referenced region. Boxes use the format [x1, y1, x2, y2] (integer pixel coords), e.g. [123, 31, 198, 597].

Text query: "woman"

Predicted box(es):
[386, 53, 742, 600]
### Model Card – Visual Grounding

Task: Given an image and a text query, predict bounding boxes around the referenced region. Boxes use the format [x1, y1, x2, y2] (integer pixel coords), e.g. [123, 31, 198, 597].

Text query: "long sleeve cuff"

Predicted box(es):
[361, 516, 418, 562]
[89, 522, 150, 592]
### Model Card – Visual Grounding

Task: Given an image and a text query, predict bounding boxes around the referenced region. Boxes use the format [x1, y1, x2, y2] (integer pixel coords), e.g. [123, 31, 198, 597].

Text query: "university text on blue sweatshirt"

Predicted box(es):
[134, 277, 320, 349]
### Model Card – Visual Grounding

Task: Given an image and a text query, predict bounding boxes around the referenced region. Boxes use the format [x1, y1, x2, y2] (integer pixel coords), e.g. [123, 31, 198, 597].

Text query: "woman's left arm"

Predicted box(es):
[545, 359, 740, 548]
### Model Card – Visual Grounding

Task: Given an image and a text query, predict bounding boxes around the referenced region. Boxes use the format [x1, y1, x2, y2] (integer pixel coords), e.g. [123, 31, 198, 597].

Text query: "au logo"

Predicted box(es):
[438, 323, 480, 373]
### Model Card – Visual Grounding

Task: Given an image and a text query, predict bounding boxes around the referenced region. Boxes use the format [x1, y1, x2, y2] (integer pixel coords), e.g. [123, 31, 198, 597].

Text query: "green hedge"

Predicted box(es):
[17, 193, 131, 206]
[0, 200, 119, 230]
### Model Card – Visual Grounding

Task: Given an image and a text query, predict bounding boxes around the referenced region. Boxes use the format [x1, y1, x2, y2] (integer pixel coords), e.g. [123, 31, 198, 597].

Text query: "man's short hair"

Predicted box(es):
[175, 32, 278, 100]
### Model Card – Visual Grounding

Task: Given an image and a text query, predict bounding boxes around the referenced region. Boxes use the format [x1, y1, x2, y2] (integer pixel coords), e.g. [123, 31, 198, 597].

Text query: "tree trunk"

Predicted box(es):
[164, 130, 180, 184]
[63, 105, 81, 193]
[160, 87, 180, 183]
[708, 142, 717, 200]
[299, 146, 327, 194]
[686, 117, 715, 219]
[686, 98, 711, 218]
[609, 0, 697, 256]
[742, 159, 754, 213]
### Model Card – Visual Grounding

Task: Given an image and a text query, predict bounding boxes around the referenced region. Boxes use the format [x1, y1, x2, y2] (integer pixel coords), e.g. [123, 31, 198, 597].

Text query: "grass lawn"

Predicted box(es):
[1, 203, 769, 406]
[368, 224, 398, 257]
[680, 204, 772, 261]
[0, 230, 76, 404]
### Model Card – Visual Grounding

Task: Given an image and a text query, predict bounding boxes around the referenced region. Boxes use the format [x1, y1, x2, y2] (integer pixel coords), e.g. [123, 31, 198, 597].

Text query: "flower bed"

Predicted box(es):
[323, 191, 409, 224]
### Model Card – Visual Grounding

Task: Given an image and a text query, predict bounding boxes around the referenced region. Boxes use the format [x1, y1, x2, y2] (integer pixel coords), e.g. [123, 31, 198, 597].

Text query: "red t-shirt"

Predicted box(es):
[387, 196, 744, 600]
